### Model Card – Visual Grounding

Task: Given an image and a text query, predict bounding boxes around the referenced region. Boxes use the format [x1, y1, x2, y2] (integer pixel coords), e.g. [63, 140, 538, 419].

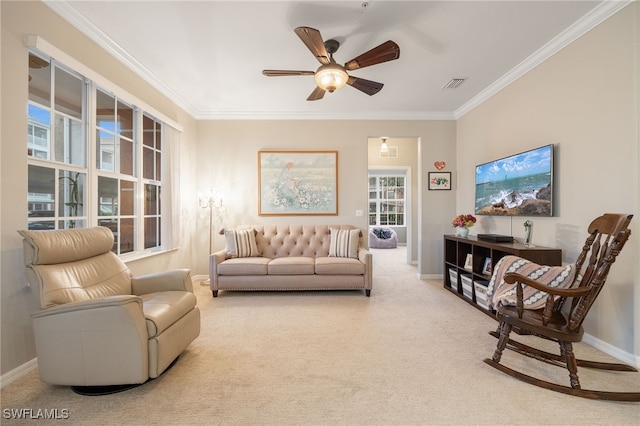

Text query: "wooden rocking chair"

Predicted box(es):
[484, 213, 640, 401]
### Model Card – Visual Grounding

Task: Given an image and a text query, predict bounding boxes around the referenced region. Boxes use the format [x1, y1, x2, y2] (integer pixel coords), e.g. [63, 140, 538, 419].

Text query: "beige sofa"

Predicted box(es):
[209, 225, 372, 297]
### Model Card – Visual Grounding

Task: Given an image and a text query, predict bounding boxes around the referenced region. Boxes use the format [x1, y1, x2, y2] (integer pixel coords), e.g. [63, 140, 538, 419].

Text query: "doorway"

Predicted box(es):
[367, 137, 418, 264]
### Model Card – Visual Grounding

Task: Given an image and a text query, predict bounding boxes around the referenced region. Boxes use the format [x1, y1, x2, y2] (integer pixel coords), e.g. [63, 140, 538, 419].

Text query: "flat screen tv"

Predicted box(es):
[475, 144, 554, 216]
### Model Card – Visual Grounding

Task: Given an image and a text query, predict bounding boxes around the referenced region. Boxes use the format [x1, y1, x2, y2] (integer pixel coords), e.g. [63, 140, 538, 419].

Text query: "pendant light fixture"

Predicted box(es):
[380, 137, 389, 153]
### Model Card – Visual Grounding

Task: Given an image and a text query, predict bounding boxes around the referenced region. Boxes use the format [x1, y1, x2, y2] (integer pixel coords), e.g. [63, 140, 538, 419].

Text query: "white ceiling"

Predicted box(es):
[44, 1, 624, 120]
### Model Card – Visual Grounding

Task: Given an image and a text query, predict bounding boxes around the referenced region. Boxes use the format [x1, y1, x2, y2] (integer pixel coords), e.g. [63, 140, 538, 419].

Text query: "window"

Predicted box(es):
[95, 89, 138, 254]
[27, 51, 171, 255]
[27, 54, 87, 231]
[368, 175, 406, 227]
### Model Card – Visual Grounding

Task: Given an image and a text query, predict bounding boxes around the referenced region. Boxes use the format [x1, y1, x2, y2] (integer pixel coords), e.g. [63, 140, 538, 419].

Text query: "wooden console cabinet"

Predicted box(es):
[443, 235, 562, 316]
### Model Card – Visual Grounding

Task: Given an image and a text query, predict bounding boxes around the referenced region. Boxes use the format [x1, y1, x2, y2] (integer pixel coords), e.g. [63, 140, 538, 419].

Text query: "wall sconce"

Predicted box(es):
[380, 137, 389, 153]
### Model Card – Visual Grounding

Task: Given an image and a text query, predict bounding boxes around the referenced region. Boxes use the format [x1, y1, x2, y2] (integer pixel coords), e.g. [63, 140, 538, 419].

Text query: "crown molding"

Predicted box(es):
[43, 0, 199, 118]
[192, 110, 456, 120]
[45, 0, 630, 122]
[454, 0, 633, 119]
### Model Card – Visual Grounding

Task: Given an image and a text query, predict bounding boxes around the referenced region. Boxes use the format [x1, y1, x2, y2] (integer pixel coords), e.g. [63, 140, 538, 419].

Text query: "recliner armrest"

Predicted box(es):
[131, 269, 193, 295]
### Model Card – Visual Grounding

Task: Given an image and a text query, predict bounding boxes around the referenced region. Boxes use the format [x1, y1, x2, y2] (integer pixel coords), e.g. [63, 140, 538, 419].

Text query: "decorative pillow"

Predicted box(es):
[486, 255, 576, 310]
[329, 228, 360, 259]
[224, 228, 259, 258]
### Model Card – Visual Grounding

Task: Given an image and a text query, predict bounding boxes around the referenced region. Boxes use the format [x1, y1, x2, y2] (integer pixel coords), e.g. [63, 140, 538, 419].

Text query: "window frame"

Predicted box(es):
[26, 46, 174, 258]
[368, 174, 406, 227]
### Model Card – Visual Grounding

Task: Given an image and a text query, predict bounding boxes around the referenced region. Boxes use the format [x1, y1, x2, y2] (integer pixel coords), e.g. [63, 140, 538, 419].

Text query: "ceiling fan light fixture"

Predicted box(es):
[314, 63, 348, 92]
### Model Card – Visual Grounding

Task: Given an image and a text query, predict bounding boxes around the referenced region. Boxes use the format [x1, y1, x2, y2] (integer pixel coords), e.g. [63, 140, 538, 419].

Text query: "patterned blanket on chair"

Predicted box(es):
[487, 255, 576, 310]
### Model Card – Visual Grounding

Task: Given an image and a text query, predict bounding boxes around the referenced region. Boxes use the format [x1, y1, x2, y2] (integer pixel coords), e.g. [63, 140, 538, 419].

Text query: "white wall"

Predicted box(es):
[456, 3, 639, 359]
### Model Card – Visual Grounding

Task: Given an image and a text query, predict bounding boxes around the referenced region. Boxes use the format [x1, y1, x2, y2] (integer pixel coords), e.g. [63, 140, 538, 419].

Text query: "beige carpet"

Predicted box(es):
[2, 247, 639, 425]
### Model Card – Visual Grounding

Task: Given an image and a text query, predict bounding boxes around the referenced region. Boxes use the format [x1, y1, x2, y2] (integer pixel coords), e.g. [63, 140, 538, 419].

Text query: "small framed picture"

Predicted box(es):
[428, 172, 451, 190]
[482, 257, 492, 275]
[464, 253, 473, 270]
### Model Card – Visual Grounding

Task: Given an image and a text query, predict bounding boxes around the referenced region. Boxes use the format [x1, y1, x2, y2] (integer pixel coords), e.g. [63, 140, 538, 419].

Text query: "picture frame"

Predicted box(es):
[428, 171, 451, 190]
[482, 257, 493, 275]
[464, 253, 473, 270]
[258, 150, 338, 216]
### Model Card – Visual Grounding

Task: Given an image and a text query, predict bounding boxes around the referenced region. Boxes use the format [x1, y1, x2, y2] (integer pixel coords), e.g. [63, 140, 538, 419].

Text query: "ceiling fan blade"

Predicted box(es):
[344, 40, 400, 71]
[262, 70, 315, 77]
[307, 86, 326, 101]
[347, 76, 384, 96]
[294, 26, 330, 65]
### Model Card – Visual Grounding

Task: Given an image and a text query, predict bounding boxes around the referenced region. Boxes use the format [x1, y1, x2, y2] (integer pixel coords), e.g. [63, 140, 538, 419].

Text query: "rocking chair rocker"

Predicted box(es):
[484, 213, 640, 401]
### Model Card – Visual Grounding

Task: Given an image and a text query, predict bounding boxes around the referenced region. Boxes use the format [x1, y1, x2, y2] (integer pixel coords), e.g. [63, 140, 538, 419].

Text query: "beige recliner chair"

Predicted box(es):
[19, 226, 200, 393]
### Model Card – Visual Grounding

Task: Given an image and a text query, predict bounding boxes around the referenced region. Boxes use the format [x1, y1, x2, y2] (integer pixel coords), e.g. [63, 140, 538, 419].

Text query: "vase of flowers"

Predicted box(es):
[452, 214, 476, 237]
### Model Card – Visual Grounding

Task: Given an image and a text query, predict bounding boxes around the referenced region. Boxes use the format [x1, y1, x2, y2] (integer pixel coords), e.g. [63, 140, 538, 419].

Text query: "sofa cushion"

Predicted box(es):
[328, 228, 359, 259]
[218, 257, 270, 275]
[225, 228, 259, 258]
[268, 257, 315, 275]
[315, 257, 365, 275]
[140, 291, 198, 337]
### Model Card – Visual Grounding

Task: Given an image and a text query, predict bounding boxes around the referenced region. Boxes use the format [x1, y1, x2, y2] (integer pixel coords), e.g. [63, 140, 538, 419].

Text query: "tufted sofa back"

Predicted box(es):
[18, 227, 133, 309]
[241, 224, 361, 259]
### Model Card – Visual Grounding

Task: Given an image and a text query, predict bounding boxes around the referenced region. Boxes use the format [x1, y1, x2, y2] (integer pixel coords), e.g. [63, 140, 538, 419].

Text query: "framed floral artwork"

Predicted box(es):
[428, 172, 451, 190]
[258, 151, 338, 216]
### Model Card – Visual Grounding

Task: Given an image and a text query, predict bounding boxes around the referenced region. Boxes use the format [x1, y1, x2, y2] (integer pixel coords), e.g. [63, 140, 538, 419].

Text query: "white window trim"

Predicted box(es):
[26, 35, 182, 254]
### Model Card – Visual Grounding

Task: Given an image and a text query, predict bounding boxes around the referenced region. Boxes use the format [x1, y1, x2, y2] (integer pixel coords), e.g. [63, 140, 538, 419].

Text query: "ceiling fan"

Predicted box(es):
[262, 26, 400, 101]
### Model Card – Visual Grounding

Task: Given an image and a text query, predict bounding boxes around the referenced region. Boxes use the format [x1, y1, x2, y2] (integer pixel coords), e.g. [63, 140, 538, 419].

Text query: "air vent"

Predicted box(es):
[379, 146, 398, 158]
[443, 78, 467, 89]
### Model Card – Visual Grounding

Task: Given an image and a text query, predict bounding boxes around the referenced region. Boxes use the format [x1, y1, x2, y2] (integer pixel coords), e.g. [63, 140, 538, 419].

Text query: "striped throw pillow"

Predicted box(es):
[329, 228, 360, 259]
[224, 228, 259, 258]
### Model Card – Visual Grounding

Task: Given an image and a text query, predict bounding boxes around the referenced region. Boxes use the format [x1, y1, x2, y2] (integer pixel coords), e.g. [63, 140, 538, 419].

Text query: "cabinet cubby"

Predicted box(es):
[444, 235, 562, 316]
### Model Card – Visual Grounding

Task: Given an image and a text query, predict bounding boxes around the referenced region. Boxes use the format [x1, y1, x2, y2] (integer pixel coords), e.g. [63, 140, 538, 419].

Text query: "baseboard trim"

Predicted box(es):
[583, 333, 639, 369]
[418, 273, 442, 280]
[1, 358, 38, 389]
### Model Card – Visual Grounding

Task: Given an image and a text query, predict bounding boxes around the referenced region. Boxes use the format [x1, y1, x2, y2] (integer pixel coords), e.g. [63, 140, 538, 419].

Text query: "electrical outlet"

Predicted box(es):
[355, 209, 364, 217]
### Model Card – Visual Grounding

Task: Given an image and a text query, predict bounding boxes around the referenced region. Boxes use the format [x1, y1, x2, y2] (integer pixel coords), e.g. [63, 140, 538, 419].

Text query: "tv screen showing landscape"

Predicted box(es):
[475, 144, 553, 216]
